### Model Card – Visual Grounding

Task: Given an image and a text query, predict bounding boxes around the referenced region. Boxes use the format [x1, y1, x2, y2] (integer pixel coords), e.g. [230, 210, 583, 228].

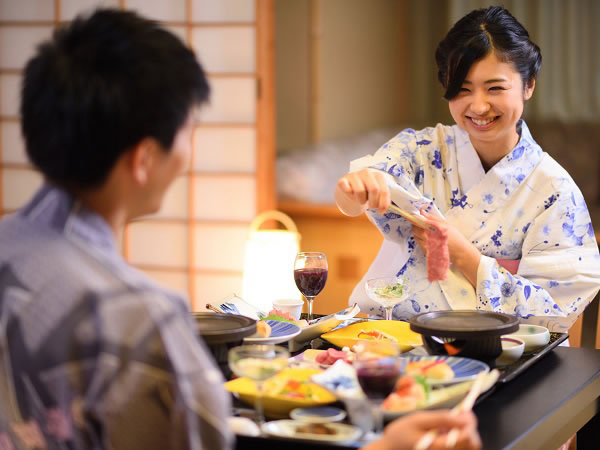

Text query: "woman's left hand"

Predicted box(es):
[412, 209, 482, 287]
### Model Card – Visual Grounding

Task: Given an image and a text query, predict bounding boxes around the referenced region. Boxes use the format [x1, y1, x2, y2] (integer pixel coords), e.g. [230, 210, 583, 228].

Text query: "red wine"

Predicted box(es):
[357, 366, 400, 400]
[294, 268, 328, 297]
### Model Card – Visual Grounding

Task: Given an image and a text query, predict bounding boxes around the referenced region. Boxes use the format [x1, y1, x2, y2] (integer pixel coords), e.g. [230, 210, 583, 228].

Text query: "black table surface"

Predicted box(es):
[235, 346, 600, 450]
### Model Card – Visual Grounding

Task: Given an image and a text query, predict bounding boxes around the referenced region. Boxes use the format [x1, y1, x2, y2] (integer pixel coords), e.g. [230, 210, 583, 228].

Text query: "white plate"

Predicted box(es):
[244, 320, 301, 345]
[382, 380, 474, 420]
[262, 420, 361, 444]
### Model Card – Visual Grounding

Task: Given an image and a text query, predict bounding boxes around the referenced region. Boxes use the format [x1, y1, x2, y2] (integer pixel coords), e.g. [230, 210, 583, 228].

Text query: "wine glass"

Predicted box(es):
[294, 252, 328, 321]
[228, 344, 290, 425]
[365, 276, 408, 321]
[355, 357, 402, 435]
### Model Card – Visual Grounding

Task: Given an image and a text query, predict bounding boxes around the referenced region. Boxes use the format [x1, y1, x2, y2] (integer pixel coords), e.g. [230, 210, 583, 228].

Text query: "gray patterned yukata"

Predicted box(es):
[0, 184, 233, 449]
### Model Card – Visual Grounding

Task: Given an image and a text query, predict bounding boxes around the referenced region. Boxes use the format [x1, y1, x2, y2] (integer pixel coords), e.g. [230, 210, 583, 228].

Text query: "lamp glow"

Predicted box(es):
[242, 210, 302, 313]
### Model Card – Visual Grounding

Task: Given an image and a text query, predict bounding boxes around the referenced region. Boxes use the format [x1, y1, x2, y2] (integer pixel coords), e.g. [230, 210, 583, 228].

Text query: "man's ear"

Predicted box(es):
[524, 78, 535, 101]
[129, 138, 160, 186]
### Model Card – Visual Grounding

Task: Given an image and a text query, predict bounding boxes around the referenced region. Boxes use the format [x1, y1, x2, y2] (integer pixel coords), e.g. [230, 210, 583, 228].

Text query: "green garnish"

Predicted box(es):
[262, 314, 295, 323]
[413, 375, 431, 401]
[374, 281, 405, 298]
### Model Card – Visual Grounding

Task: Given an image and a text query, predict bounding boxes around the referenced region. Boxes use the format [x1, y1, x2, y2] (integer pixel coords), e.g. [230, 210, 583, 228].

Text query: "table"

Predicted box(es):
[235, 347, 600, 450]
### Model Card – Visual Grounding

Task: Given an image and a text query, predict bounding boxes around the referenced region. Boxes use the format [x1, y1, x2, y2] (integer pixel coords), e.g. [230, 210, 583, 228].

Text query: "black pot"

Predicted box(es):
[409, 310, 520, 365]
[193, 312, 257, 379]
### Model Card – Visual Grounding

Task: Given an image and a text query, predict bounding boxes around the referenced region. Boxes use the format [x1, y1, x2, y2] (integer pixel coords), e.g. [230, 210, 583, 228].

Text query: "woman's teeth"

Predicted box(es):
[471, 117, 495, 126]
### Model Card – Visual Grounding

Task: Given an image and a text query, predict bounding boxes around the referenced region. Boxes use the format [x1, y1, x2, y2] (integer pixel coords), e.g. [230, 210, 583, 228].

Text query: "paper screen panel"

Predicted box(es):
[0, 0, 54, 21]
[151, 176, 188, 219]
[0, 27, 54, 70]
[192, 27, 255, 73]
[0, 74, 21, 117]
[193, 223, 247, 271]
[191, 0, 255, 23]
[192, 175, 255, 221]
[193, 273, 243, 309]
[199, 77, 256, 123]
[1, 122, 27, 164]
[60, 1, 120, 21]
[142, 269, 190, 298]
[193, 127, 255, 172]
[2, 168, 42, 210]
[125, 0, 186, 22]
[128, 221, 188, 267]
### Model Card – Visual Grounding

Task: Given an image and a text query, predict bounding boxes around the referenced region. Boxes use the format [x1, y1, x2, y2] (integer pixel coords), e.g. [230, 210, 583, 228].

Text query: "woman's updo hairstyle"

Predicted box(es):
[435, 6, 541, 100]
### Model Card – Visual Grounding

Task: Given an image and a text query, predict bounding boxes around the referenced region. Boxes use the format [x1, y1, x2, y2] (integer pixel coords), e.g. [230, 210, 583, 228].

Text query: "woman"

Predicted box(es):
[335, 6, 600, 332]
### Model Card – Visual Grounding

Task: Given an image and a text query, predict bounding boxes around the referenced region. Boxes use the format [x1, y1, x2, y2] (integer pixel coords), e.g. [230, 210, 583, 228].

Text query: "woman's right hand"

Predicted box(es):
[335, 169, 391, 216]
[362, 410, 481, 450]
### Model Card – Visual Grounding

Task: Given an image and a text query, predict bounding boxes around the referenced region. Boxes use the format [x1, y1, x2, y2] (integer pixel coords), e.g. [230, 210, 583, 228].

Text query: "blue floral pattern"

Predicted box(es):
[354, 121, 600, 332]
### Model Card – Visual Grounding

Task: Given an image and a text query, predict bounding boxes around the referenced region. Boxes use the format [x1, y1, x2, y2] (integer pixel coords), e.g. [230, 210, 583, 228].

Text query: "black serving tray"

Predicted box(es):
[496, 331, 568, 383]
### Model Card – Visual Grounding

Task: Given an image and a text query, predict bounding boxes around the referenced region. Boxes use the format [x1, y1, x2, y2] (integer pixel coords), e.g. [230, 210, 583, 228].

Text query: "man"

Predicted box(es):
[0, 9, 480, 450]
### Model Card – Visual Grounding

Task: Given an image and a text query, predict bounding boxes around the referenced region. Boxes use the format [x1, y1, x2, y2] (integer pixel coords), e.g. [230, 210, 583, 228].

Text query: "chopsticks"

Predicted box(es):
[205, 303, 224, 314]
[414, 370, 499, 450]
[387, 204, 436, 231]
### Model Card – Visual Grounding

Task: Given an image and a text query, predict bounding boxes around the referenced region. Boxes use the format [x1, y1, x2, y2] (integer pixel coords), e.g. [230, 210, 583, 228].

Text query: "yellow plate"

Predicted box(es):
[320, 320, 422, 353]
[225, 368, 336, 418]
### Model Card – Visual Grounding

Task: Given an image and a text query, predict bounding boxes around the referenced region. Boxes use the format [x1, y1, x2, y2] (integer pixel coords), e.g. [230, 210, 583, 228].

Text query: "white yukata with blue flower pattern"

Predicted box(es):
[349, 120, 600, 332]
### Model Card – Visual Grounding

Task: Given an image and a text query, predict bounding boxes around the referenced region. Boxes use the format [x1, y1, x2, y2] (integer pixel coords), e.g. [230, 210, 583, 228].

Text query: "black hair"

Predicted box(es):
[21, 8, 210, 189]
[435, 6, 541, 100]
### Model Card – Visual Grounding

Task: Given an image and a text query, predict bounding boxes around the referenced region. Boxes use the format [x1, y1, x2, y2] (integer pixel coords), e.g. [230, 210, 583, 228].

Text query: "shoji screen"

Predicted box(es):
[0, 0, 274, 311]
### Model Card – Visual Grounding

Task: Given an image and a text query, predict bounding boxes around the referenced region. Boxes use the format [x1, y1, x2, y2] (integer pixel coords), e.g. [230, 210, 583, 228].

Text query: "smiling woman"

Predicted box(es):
[334, 5, 600, 332]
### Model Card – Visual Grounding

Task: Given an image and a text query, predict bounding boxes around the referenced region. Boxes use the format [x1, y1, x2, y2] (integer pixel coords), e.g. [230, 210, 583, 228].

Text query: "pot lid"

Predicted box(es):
[409, 310, 519, 338]
[193, 312, 257, 344]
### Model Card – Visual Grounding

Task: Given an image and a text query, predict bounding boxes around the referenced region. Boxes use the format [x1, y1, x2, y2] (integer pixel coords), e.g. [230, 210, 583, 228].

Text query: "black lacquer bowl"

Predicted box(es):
[193, 312, 256, 379]
[409, 310, 520, 365]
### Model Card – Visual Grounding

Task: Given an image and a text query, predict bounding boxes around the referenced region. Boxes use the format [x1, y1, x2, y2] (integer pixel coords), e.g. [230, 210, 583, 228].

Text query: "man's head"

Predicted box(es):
[21, 9, 209, 196]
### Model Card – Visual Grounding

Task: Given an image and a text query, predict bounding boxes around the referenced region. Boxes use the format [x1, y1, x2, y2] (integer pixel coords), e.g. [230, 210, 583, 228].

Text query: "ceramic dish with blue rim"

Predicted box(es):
[400, 355, 489, 386]
[244, 320, 301, 345]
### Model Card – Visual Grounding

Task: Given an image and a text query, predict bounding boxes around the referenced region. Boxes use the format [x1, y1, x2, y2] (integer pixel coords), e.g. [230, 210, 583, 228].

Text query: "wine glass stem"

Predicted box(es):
[306, 296, 315, 321]
[384, 306, 393, 321]
[255, 381, 265, 428]
[372, 401, 384, 435]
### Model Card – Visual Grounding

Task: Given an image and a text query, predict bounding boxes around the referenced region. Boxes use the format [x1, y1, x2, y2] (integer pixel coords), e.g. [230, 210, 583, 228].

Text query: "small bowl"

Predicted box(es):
[272, 298, 304, 320]
[290, 406, 346, 423]
[495, 337, 525, 366]
[506, 324, 550, 353]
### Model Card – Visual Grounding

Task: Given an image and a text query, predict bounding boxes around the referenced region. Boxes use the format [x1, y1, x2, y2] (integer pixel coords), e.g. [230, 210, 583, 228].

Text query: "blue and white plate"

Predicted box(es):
[244, 320, 301, 345]
[399, 355, 489, 386]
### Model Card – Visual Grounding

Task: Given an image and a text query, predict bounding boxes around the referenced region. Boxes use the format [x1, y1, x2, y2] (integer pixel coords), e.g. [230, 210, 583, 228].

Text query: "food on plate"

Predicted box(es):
[425, 220, 449, 281]
[295, 423, 337, 435]
[256, 321, 272, 338]
[315, 348, 352, 366]
[405, 360, 455, 381]
[374, 281, 406, 298]
[382, 375, 430, 412]
[264, 309, 309, 328]
[357, 329, 399, 343]
[266, 377, 323, 401]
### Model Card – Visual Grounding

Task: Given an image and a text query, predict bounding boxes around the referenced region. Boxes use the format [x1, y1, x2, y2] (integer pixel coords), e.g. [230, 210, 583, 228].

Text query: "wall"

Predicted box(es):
[0, 0, 270, 311]
[276, 0, 405, 152]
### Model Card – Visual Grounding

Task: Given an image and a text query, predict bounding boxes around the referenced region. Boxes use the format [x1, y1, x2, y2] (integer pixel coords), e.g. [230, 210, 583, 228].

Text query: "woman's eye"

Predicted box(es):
[489, 86, 505, 91]
[459, 87, 470, 92]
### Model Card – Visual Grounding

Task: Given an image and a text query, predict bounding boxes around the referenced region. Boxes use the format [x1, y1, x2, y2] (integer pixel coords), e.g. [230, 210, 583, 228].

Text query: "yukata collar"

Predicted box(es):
[22, 183, 118, 256]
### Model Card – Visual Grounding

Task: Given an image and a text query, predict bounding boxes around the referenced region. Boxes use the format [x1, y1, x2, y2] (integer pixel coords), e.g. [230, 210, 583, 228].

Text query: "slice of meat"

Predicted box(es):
[425, 220, 449, 281]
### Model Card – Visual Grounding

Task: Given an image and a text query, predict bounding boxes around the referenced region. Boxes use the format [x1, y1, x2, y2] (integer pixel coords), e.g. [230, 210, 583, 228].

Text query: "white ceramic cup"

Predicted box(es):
[272, 298, 304, 320]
